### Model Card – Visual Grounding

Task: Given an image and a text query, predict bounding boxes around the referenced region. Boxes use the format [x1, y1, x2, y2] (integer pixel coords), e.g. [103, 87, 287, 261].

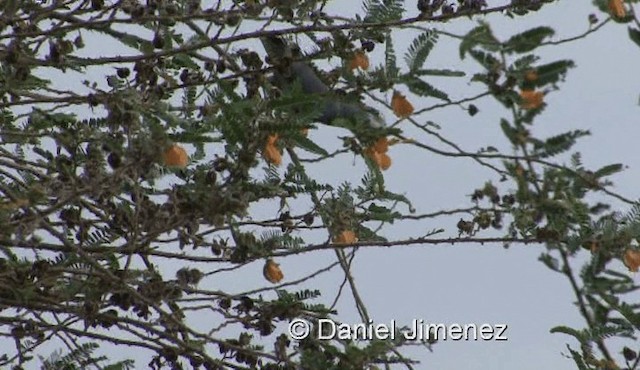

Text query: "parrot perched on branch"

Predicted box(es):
[260, 35, 385, 130]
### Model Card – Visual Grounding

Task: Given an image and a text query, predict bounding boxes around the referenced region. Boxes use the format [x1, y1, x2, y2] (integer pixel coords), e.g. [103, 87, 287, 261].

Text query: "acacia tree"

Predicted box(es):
[1, 0, 640, 369]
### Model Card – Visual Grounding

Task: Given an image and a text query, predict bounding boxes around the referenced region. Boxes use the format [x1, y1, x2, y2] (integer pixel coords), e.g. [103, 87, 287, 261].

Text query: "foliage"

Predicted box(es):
[0, 0, 639, 369]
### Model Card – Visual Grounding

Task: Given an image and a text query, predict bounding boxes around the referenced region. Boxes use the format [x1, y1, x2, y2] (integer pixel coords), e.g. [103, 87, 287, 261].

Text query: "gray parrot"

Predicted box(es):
[260, 36, 385, 129]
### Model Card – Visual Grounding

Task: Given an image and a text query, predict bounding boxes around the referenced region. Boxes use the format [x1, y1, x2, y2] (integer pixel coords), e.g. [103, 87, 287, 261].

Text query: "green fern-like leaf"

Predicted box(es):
[530, 130, 590, 158]
[400, 74, 449, 101]
[549, 326, 587, 341]
[282, 164, 334, 194]
[503, 26, 555, 54]
[264, 164, 281, 183]
[366, 203, 402, 224]
[459, 22, 499, 59]
[623, 203, 640, 224]
[294, 289, 322, 301]
[512, 54, 540, 71]
[614, 302, 640, 329]
[414, 68, 465, 77]
[294, 134, 329, 156]
[87, 227, 116, 246]
[468, 49, 500, 71]
[103, 361, 136, 370]
[379, 189, 414, 213]
[362, 158, 386, 194]
[181, 84, 197, 118]
[531, 60, 576, 88]
[41, 343, 100, 370]
[404, 30, 438, 73]
[570, 152, 583, 169]
[593, 163, 624, 179]
[565, 345, 589, 370]
[260, 230, 305, 251]
[585, 324, 633, 342]
[363, 0, 405, 23]
[40, 343, 135, 370]
[357, 224, 387, 242]
[385, 33, 399, 80]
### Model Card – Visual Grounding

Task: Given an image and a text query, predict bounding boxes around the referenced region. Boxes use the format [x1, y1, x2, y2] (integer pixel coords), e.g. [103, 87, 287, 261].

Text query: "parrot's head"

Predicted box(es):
[365, 109, 385, 129]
